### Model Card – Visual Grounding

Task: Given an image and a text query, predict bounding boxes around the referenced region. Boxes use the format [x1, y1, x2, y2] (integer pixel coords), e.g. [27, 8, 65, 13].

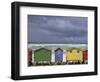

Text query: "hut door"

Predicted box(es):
[55, 49, 63, 62]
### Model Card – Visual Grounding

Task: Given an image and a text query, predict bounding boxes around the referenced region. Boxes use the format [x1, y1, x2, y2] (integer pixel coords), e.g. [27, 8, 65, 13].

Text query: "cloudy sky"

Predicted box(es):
[28, 15, 88, 44]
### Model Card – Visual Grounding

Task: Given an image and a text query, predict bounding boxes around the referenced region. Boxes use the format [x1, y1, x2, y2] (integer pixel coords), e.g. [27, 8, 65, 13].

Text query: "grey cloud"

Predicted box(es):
[28, 15, 88, 44]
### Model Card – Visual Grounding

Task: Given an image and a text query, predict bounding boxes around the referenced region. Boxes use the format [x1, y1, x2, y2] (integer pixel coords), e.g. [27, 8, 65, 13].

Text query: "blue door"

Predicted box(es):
[55, 49, 63, 62]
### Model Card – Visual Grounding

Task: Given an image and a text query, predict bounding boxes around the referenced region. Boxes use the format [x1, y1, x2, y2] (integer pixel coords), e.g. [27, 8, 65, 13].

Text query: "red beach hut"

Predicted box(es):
[28, 49, 33, 66]
[83, 50, 88, 64]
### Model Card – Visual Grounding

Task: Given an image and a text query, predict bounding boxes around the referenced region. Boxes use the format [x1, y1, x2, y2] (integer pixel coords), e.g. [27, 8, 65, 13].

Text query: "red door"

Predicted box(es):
[83, 50, 88, 61]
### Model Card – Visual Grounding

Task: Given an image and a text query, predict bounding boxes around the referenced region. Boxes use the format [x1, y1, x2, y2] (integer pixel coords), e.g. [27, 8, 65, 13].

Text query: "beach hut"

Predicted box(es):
[66, 48, 83, 64]
[83, 50, 88, 64]
[34, 48, 51, 65]
[55, 48, 63, 64]
[28, 49, 33, 66]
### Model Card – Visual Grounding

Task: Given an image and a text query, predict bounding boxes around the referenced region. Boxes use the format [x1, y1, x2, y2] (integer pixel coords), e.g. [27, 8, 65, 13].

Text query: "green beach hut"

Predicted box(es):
[34, 48, 51, 65]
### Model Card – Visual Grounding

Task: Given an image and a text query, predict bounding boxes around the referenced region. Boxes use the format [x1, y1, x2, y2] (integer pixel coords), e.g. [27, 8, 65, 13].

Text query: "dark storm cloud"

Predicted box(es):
[28, 15, 88, 43]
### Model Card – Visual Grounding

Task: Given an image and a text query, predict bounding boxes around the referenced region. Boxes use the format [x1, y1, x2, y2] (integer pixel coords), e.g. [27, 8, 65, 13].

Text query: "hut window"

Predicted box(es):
[77, 50, 80, 53]
[70, 50, 72, 53]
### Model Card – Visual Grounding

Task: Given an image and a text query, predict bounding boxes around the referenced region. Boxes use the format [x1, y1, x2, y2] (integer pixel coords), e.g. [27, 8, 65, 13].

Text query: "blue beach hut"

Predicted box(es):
[55, 48, 63, 63]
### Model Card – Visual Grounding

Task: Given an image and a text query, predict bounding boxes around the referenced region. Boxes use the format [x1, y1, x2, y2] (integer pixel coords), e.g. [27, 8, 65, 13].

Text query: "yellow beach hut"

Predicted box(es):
[66, 48, 83, 64]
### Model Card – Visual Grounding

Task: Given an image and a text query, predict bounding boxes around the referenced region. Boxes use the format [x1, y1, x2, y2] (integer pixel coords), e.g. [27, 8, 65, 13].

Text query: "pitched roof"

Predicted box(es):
[67, 48, 82, 51]
[34, 48, 51, 52]
[55, 48, 63, 52]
